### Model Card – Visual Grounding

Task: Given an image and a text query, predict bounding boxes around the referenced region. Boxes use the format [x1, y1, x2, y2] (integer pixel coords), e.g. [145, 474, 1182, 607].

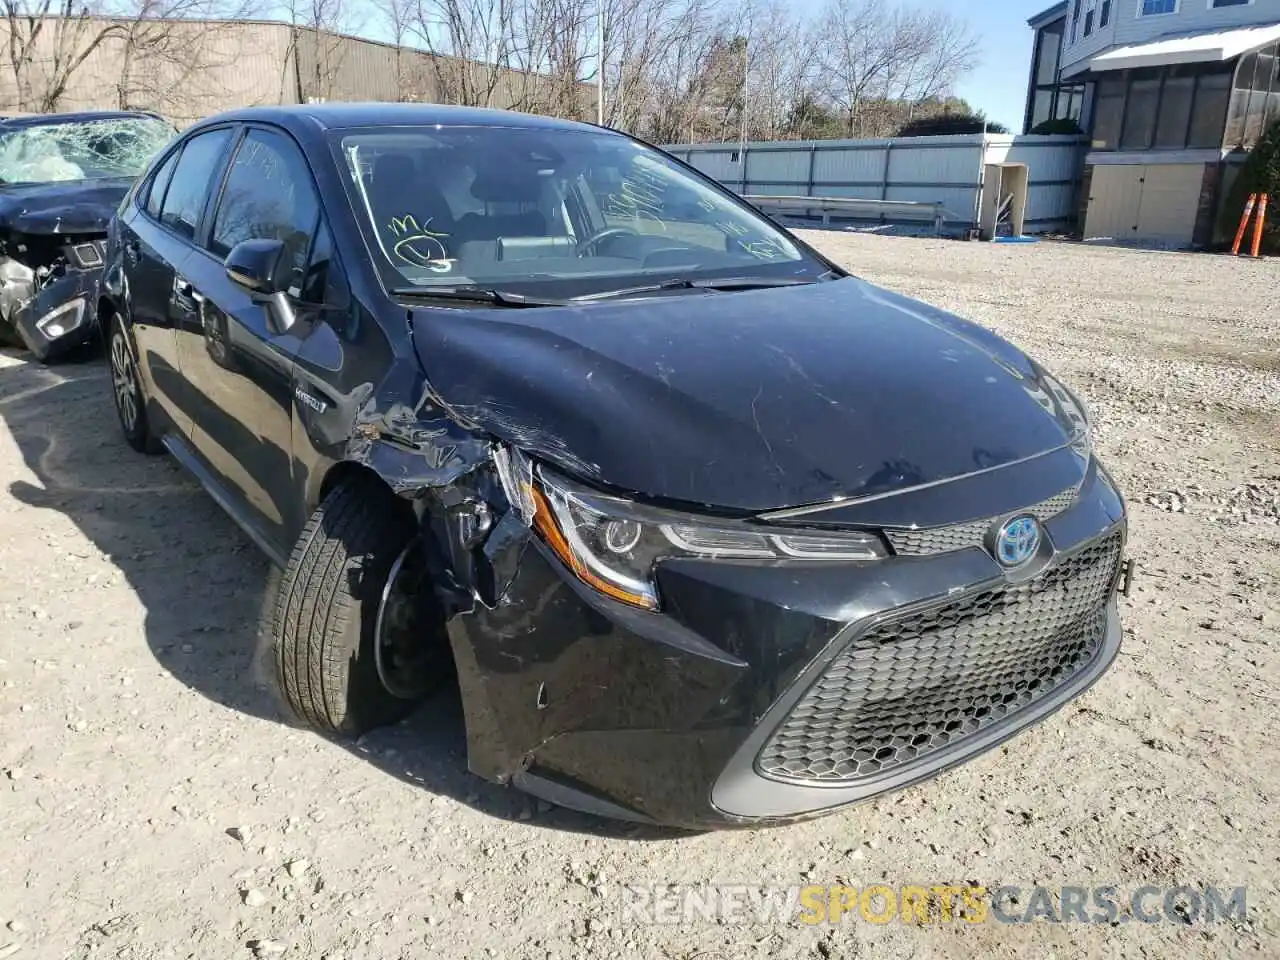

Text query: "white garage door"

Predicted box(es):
[1084, 164, 1204, 247]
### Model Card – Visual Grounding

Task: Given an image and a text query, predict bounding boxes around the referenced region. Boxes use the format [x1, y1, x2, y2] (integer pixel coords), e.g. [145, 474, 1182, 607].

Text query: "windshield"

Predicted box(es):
[0, 116, 175, 185]
[336, 125, 825, 298]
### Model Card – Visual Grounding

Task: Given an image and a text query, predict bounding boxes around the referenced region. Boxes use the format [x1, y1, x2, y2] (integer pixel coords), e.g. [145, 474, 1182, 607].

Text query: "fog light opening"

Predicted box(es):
[35, 297, 87, 338]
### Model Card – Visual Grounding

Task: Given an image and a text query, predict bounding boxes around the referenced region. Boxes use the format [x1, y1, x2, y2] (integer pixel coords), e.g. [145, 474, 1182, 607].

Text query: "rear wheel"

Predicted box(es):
[108, 314, 162, 454]
[272, 475, 450, 736]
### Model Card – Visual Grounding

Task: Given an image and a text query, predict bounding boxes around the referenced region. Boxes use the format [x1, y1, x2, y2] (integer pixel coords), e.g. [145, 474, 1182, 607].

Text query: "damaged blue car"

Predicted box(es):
[0, 110, 174, 362]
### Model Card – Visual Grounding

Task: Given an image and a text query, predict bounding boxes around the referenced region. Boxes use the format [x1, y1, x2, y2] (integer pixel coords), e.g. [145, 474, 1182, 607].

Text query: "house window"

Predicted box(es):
[1025, 16, 1070, 132]
[1101, 0, 1112, 26]
[1187, 64, 1234, 147]
[1140, 0, 1178, 14]
[1036, 23, 1062, 84]
[1070, 0, 1081, 42]
[1092, 76, 1127, 148]
[1085, 0, 1097, 36]
[1210, 0, 1252, 8]
[1225, 43, 1280, 149]
[1155, 67, 1197, 147]
[1121, 70, 1162, 149]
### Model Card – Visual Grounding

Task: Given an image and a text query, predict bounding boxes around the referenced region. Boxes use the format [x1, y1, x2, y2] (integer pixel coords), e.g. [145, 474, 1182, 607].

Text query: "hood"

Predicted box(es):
[411, 277, 1085, 513]
[0, 177, 134, 235]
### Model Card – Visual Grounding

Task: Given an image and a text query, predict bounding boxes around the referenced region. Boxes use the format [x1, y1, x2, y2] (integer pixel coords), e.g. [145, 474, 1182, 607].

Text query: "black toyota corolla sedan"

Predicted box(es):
[99, 103, 1129, 829]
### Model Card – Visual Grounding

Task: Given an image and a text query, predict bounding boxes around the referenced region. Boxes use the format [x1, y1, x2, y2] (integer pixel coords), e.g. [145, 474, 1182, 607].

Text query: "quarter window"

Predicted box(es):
[144, 148, 180, 219]
[210, 128, 320, 292]
[159, 128, 233, 240]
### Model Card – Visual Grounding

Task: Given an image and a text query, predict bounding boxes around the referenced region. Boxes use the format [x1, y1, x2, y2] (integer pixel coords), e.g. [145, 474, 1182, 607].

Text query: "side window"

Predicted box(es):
[159, 128, 232, 240]
[209, 128, 320, 293]
[144, 148, 180, 219]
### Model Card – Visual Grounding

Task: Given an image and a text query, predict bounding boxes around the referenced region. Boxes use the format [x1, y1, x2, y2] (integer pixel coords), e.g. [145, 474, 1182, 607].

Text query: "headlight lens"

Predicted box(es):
[525, 463, 886, 611]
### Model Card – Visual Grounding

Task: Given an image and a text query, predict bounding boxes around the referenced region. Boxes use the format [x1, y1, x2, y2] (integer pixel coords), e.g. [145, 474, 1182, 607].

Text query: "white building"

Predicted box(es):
[1025, 0, 1280, 247]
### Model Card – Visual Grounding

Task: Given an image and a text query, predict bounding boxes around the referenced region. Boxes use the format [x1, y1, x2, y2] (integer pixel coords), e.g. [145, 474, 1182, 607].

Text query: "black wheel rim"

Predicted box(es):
[110, 329, 139, 434]
[374, 540, 438, 700]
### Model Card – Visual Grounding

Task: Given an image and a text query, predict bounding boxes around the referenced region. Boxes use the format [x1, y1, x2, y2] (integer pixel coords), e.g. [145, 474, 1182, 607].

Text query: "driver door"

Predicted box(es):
[174, 125, 324, 562]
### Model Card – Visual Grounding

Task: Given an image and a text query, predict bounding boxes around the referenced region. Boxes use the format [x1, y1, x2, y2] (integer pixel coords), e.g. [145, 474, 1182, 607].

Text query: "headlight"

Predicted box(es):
[520, 462, 886, 611]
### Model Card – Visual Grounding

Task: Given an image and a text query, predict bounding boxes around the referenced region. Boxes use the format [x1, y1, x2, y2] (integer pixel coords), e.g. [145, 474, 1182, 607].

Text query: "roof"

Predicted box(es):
[198, 102, 605, 135]
[1027, 2, 1068, 29]
[0, 109, 167, 128]
[1088, 21, 1280, 72]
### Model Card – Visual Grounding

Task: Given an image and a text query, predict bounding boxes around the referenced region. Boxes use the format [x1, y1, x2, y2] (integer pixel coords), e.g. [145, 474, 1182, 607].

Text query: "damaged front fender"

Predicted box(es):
[4, 265, 100, 361]
[0, 240, 106, 361]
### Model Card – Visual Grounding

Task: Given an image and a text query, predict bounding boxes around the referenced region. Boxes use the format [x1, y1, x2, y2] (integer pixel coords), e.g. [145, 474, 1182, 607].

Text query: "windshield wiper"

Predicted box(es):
[392, 286, 564, 308]
[569, 275, 828, 303]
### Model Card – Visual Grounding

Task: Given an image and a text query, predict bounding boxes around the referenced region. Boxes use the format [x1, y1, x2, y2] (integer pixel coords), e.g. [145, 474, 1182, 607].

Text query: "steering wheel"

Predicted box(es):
[577, 226, 637, 256]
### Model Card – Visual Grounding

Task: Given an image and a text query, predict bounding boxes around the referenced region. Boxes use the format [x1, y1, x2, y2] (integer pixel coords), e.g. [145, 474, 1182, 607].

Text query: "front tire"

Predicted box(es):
[108, 314, 162, 454]
[272, 475, 446, 736]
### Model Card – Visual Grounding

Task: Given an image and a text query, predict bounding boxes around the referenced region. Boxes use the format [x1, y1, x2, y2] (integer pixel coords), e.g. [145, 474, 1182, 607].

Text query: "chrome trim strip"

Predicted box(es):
[758, 439, 1079, 520]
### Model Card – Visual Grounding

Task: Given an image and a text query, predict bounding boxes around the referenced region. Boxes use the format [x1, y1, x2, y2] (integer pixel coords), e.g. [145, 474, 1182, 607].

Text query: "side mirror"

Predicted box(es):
[224, 238, 290, 296]
[224, 238, 296, 334]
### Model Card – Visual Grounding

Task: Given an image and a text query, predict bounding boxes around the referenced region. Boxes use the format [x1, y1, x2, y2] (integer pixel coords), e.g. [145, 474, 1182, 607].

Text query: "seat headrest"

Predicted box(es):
[470, 167, 543, 204]
[373, 153, 416, 185]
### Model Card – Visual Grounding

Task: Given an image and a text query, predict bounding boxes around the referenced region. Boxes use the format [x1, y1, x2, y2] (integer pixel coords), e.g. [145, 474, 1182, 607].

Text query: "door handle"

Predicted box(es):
[174, 276, 206, 304]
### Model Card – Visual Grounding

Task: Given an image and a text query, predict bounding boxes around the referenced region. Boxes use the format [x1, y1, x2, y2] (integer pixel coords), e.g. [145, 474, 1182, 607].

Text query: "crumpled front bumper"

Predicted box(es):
[6, 267, 102, 361]
[445, 456, 1129, 830]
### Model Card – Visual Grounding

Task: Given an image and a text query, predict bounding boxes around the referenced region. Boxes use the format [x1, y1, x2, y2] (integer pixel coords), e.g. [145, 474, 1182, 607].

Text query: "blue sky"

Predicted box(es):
[916, 0, 1042, 131]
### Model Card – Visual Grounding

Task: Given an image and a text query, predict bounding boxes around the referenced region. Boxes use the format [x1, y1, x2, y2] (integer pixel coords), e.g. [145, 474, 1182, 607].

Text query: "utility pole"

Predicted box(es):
[597, 0, 605, 125]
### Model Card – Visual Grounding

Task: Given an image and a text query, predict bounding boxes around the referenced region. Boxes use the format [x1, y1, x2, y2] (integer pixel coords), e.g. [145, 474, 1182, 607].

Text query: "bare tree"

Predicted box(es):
[817, 0, 980, 138]
[282, 0, 364, 103]
[2, 0, 126, 112]
[0, 0, 255, 116]
[383, 0, 434, 101]
[407, 0, 515, 108]
[113, 0, 257, 118]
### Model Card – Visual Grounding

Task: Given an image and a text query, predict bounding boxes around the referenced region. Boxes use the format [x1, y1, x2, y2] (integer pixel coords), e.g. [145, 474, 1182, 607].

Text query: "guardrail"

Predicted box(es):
[743, 195, 947, 234]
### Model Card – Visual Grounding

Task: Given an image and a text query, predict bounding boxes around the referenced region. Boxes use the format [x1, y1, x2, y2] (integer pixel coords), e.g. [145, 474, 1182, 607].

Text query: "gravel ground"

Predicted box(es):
[1, 233, 1278, 960]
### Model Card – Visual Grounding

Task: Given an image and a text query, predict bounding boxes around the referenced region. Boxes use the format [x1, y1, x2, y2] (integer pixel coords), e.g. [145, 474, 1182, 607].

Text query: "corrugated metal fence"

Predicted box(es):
[663, 134, 1088, 234]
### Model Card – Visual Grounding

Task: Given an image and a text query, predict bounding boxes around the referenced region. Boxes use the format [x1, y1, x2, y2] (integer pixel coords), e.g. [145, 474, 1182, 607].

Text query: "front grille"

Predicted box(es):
[756, 532, 1123, 784]
[885, 487, 1079, 557]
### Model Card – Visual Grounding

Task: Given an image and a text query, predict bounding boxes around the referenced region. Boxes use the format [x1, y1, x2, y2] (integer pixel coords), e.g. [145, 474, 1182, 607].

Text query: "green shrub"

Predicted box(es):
[1030, 118, 1083, 135]
[1218, 119, 1280, 254]
[897, 113, 1010, 137]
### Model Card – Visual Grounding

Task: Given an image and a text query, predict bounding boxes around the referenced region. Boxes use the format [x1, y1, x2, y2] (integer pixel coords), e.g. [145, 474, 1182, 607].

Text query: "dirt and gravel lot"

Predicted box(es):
[1, 233, 1278, 960]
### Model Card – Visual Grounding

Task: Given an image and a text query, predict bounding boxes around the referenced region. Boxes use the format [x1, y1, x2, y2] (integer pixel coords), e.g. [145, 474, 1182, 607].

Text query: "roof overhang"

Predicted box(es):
[1027, 2, 1068, 29]
[1086, 21, 1280, 73]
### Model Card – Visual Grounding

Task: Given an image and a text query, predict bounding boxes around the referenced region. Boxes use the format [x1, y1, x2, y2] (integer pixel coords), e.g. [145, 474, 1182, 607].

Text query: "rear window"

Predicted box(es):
[334, 125, 820, 298]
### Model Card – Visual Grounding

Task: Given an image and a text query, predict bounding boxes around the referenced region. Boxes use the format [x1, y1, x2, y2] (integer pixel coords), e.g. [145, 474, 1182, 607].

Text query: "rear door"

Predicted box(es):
[175, 125, 326, 560]
[121, 127, 235, 437]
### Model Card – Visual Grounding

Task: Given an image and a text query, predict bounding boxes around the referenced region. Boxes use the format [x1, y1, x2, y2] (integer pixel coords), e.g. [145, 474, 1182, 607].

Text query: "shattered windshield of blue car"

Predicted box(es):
[0, 116, 176, 185]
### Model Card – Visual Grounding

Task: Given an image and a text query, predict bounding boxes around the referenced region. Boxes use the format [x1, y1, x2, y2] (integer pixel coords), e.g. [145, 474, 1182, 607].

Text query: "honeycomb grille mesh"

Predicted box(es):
[756, 533, 1123, 784]
[885, 487, 1079, 558]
